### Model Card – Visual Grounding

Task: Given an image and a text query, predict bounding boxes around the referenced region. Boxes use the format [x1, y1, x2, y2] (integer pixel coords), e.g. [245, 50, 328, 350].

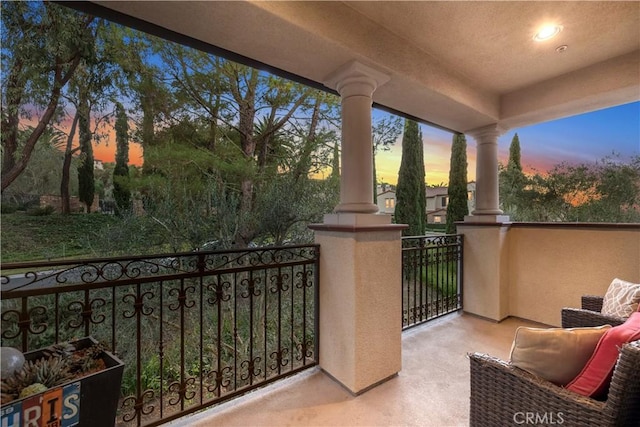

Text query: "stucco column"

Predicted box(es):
[310, 61, 403, 395]
[466, 124, 509, 222]
[325, 61, 390, 214]
[460, 124, 510, 321]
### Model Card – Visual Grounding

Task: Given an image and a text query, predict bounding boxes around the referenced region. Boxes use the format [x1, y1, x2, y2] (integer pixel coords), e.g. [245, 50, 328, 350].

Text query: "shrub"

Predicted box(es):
[26, 205, 55, 216]
[1, 204, 18, 214]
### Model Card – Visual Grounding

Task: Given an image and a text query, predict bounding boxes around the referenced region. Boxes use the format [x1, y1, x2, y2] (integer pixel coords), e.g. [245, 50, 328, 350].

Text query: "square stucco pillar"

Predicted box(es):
[457, 222, 511, 321]
[310, 217, 405, 394]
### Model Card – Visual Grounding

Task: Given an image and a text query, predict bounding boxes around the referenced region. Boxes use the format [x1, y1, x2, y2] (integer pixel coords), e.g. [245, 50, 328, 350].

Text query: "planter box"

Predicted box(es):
[1, 337, 124, 427]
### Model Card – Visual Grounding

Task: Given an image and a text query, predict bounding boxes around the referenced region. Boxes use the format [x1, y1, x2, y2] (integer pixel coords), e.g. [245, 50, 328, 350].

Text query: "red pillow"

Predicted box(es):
[566, 312, 640, 398]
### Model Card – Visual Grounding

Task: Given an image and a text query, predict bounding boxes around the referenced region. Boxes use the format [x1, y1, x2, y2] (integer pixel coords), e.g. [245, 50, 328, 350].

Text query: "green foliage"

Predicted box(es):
[255, 176, 339, 245]
[508, 133, 523, 172]
[425, 224, 447, 233]
[499, 133, 527, 217]
[499, 151, 640, 222]
[331, 142, 340, 179]
[1, 204, 18, 214]
[1, 1, 97, 192]
[446, 133, 469, 234]
[423, 260, 459, 298]
[134, 138, 241, 251]
[26, 205, 54, 216]
[395, 120, 426, 236]
[548, 155, 640, 222]
[3, 127, 78, 199]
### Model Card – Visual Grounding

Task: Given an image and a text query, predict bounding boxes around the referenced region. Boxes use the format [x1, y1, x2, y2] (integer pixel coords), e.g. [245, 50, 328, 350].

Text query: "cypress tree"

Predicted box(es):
[77, 93, 95, 213]
[331, 142, 340, 180]
[508, 133, 523, 172]
[395, 119, 426, 236]
[446, 133, 469, 234]
[500, 132, 526, 217]
[113, 102, 131, 215]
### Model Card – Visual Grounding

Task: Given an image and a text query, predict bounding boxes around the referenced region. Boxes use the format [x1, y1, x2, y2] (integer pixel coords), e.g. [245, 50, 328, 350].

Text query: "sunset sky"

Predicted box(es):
[85, 101, 639, 185]
[376, 101, 640, 186]
[94, 139, 144, 167]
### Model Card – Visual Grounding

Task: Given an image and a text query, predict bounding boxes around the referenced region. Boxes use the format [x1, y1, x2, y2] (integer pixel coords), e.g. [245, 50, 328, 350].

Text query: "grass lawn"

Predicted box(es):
[1, 212, 126, 263]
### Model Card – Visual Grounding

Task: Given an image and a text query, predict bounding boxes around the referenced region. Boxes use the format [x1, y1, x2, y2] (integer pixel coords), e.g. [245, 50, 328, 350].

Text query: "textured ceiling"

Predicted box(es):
[346, 1, 639, 93]
[87, 1, 639, 133]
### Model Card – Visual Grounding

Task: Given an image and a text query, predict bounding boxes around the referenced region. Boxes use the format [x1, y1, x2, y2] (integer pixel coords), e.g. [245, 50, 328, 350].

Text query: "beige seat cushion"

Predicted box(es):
[509, 325, 611, 386]
[601, 278, 640, 318]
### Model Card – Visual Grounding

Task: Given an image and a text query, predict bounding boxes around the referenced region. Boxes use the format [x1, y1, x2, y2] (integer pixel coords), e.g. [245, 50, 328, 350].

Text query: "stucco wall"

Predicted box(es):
[508, 224, 640, 326]
[460, 224, 510, 321]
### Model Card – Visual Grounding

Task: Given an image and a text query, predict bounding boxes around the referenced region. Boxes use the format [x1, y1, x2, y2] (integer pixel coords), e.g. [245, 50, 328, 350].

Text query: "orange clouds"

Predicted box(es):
[93, 140, 144, 166]
[21, 113, 143, 166]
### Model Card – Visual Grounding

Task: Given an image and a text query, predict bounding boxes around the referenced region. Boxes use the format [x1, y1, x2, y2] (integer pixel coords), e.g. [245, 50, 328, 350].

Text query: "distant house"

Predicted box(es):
[94, 159, 105, 170]
[426, 183, 477, 224]
[377, 190, 396, 215]
[426, 186, 448, 224]
[376, 184, 396, 215]
[378, 183, 476, 224]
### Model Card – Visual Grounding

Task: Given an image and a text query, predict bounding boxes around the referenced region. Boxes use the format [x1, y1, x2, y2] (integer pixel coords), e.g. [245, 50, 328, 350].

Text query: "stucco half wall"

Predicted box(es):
[459, 222, 640, 326]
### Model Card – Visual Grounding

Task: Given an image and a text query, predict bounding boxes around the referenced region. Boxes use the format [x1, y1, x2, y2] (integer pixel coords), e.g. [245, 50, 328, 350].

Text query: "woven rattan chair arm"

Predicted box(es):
[561, 308, 626, 328]
[606, 340, 640, 427]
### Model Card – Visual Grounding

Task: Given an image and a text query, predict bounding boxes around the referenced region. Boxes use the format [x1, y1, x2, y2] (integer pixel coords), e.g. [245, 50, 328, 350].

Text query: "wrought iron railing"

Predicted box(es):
[1, 245, 319, 426]
[401, 235, 463, 330]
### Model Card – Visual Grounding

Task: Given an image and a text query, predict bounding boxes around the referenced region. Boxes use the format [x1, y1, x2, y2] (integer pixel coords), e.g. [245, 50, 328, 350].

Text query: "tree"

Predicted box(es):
[583, 155, 640, 222]
[150, 48, 318, 246]
[59, 111, 81, 214]
[1, 2, 96, 192]
[3, 128, 75, 203]
[542, 155, 640, 222]
[77, 90, 95, 212]
[446, 133, 469, 234]
[395, 120, 426, 235]
[113, 102, 131, 215]
[499, 133, 526, 216]
[59, 19, 124, 214]
[331, 142, 340, 180]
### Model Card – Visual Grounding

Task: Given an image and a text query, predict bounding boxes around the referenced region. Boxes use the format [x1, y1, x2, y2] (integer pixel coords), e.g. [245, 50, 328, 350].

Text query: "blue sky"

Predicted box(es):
[376, 101, 640, 186]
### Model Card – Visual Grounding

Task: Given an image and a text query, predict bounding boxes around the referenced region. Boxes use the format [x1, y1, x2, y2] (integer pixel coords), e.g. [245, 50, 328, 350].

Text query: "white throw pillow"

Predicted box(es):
[601, 278, 640, 318]
[509, 325, 611, 386]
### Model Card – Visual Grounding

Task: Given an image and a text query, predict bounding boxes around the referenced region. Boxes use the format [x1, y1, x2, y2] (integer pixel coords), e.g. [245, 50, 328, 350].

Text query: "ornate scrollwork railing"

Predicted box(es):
[401, 235, 463, 330]
[1, 245, 319, 427]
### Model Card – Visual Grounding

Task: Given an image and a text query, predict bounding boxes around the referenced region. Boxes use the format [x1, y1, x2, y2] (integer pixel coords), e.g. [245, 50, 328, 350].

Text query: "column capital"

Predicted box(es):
[324, 61, 390, 98]
[466, 123, 506, 143]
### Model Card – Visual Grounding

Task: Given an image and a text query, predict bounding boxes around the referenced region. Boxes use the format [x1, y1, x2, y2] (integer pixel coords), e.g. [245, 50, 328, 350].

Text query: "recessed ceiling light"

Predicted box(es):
[533, 24, 563, 42]
[556, 45, 568, 53]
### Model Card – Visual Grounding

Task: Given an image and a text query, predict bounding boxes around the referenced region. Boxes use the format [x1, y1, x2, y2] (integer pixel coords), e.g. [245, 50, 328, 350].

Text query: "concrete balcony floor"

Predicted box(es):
[169, 313, 545, 427]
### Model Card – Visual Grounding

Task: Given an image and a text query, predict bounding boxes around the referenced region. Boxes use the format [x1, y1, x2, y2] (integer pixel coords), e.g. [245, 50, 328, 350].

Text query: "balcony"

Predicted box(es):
[168, 313, 542, 427]
[3, 224, 637, 426]
[2, 2, 639, 426]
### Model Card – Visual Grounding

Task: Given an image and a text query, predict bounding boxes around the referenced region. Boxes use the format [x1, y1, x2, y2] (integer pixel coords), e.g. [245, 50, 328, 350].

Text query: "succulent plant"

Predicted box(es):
[0, 341, 107, 405]
[19, 383, 47, 399]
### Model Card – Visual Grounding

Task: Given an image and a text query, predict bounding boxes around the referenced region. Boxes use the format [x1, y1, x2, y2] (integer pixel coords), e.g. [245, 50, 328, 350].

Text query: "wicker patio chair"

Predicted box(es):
[468, 340, 640, 427]
[562, 295, 626, 328]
